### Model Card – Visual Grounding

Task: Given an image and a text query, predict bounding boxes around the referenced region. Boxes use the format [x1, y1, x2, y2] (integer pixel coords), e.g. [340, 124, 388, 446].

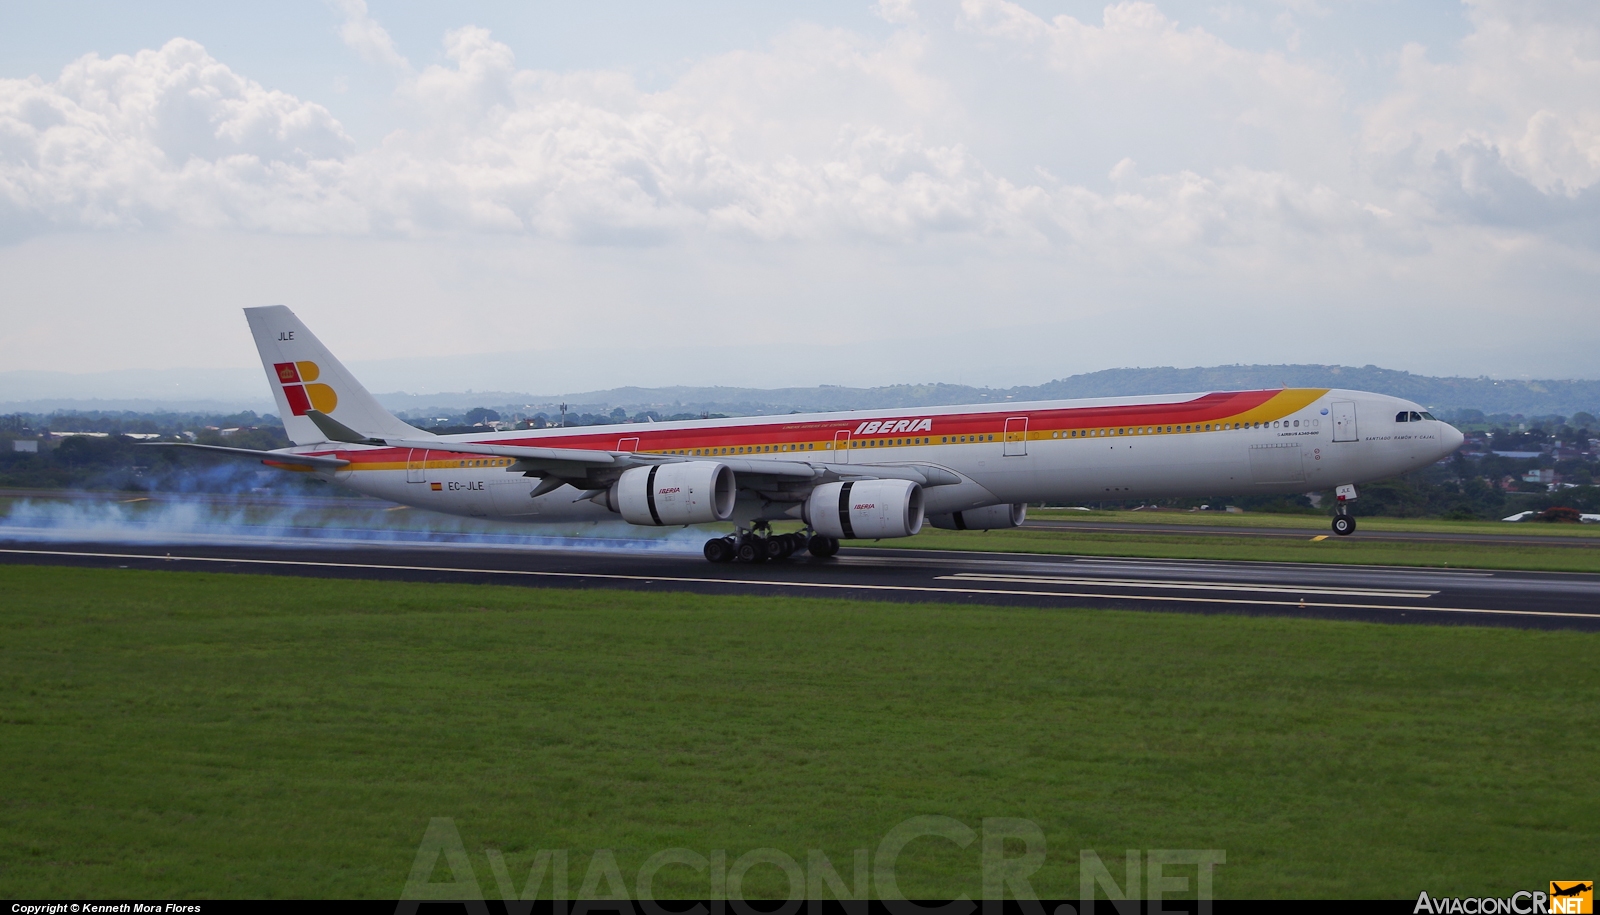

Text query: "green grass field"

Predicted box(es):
[897, 520, 1600, 573]
[2, 564, 1596, 900]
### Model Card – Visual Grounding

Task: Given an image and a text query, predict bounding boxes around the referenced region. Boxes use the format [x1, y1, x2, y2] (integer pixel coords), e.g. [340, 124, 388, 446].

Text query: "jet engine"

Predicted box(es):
[611, 462, 736, 526]
[806, 479, 924, 539]
[926, 503, 1026, 530]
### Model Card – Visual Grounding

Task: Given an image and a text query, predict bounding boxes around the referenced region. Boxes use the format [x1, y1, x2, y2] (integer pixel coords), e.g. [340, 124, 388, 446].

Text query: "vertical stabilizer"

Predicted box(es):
[244, 306, 427, 446]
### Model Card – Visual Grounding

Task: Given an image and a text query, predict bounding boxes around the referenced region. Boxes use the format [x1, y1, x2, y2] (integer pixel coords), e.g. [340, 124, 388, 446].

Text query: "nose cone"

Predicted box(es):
[1440, 422, 1465, 457]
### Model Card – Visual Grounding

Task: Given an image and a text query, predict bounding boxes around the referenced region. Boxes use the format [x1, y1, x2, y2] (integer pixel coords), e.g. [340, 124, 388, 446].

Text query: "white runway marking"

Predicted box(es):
[3, 546, 1598, 622]
[938, 572, 1437, 599]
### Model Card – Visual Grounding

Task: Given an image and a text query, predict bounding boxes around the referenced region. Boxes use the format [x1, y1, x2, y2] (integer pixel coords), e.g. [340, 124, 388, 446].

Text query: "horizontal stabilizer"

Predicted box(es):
[384, 438, 621, 466]
[140, 442, 349, 470]
[306, 410, 385, 445]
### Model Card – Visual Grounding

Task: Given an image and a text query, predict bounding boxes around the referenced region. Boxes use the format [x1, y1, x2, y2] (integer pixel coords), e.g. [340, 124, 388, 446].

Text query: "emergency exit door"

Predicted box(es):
[1003, 417, 1029, 456]
[830, 430, 851, 463]
[1331, 402, 1358, 442]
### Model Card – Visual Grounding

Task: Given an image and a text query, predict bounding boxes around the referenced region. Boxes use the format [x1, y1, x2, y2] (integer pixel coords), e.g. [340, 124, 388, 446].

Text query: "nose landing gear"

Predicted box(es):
[1332, 483, 1358, 536]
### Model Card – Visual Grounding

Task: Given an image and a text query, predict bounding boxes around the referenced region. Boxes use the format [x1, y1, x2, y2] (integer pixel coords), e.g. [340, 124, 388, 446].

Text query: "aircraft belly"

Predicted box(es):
[1018, 437, 1255, 501]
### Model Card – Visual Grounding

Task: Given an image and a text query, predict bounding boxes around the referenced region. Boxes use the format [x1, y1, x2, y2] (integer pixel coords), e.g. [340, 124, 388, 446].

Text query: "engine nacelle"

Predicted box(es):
[612, 462, 736, 526]
[927, 503, 1026, 531]
[806, 479, 924, 540]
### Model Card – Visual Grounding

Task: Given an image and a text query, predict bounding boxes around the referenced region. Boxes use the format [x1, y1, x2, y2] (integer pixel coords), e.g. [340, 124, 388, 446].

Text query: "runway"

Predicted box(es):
[3, 538, 1598, 631]
[1022, 517, 1600, 547]
[6, 489, 1592, 546]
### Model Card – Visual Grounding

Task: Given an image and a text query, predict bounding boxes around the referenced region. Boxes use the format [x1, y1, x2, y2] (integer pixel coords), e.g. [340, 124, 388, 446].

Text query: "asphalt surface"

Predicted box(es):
[7, 488, 1594, 545]
[3, 538, 1597, 631]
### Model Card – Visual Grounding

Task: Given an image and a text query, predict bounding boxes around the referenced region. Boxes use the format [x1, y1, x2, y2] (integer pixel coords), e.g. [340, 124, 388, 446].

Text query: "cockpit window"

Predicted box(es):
[1420, 412, 1436, 421]
[1409, 411, 1423, 422]
[1395, 411, 1410, 422]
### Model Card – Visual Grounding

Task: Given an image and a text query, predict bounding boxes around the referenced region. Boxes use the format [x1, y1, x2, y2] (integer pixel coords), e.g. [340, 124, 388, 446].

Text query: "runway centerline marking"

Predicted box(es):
[937, 572, 1437, 599]
[2, 547, 1597, 622]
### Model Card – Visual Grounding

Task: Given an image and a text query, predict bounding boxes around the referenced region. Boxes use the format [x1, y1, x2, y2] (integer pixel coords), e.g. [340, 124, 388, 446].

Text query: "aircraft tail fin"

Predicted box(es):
[244, 306, 428, 446]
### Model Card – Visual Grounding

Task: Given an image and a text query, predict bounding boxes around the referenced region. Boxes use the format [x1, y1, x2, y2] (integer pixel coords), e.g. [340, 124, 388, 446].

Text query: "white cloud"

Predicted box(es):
[330, 0, 410, 72]
[0, 5, 1419, 257]
[0, 0, 1597, 384]
[1359, 0, 1600, 215]
[0, 38, 358, 235]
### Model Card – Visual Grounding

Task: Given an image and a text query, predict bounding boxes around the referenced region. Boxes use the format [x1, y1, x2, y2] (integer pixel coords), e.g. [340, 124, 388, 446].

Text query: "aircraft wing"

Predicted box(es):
[140, 442, 350, 470]
[384, 438, 621, 467]
[147, 438, 959, 489]
[424, 440, 955, 488]
[388, 438, 821, 480]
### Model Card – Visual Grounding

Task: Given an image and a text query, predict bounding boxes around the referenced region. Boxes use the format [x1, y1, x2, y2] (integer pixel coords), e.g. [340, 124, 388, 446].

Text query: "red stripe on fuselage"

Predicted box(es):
[324, 389, 1290, 466]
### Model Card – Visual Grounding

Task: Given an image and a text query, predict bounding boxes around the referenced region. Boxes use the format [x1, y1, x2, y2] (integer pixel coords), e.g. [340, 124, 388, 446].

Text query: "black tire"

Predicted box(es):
[763, 536, 788, 560]
[1332, 515, 1356, 536]
[736, 539, 764, 563]
[808, 534, 840, 558]
[703, 538, 734, 563]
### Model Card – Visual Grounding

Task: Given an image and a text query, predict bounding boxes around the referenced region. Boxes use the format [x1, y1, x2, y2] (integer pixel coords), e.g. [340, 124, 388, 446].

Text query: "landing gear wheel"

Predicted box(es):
[1332, 515, 1356, 536]
[766, 534, 803, 560]
[703, 537, 734, 563]
[808, 534, 841, 558]
[736, 538, 766, 563]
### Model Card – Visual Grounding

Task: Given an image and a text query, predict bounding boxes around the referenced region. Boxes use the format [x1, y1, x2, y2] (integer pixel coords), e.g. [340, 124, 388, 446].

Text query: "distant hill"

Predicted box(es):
[8, 364, 1596, 420]
[377, 365, 1600, 420]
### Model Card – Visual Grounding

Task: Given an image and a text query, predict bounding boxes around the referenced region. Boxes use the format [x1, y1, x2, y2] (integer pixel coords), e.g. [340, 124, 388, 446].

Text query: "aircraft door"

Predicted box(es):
[617, 437, 640, 452]
[830, 430, 851, 464]
[406, 449, 429, 483]
[1331, 402, 1358, 442]
[1003, 417, 1029, 456]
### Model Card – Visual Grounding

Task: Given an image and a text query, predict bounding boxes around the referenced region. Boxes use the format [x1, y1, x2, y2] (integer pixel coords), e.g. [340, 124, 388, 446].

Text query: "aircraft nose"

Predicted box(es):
[1441, 422, 1465, 456]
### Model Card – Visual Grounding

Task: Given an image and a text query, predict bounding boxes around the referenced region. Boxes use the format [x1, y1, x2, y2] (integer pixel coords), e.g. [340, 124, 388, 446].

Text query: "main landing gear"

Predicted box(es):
[702, 527, 839, 563]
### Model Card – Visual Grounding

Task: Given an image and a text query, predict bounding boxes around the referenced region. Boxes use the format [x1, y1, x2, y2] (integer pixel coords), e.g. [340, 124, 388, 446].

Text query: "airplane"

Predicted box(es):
[150, 306, 1466, 562]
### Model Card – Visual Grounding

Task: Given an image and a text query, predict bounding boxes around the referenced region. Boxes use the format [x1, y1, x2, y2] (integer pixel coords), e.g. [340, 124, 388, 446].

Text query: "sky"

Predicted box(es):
[1, 0, 1598, 398]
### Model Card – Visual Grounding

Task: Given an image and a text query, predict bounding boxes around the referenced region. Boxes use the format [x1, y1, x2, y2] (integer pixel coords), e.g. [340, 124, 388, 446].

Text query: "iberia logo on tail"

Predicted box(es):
[274, 361, 338, 416]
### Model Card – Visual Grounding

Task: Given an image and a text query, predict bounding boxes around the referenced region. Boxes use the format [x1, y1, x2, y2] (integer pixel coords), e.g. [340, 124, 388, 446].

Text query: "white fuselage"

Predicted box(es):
[285, 387, 1463, 527]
